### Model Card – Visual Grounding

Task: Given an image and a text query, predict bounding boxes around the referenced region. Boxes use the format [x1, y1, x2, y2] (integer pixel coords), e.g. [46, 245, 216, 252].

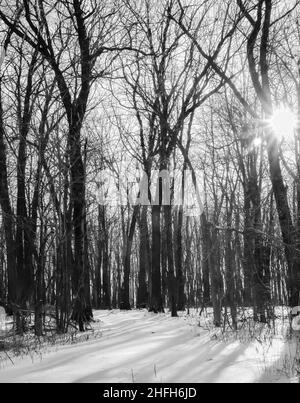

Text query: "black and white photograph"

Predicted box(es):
[0, 0, 300, 386]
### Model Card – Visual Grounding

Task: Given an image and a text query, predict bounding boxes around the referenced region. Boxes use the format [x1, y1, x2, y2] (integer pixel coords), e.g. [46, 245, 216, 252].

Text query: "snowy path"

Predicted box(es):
[0, 310, 288, 383]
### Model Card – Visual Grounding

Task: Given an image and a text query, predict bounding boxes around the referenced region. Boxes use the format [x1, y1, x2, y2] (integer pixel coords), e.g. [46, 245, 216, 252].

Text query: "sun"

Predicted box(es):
[269, 106, 297, 140]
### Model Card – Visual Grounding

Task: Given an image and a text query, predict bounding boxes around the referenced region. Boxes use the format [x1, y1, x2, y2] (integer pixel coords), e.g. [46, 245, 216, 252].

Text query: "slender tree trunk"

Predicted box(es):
[175, 206, 185, 311]
[165, 204, 178, 317]
[95, 205, 103, 309]
[201, 213, 210, 307]
[0, 85, 17, 313]
[122, 206, 139, 310]
[150, 202, 164, 313]
[243, 184, 253, 307]
[15, 53, 38, 333]
[98, 205, 111, 309]
[137, 206, 149, 308]
[225, 204, 237, 329]
[201, 213, 222, 327]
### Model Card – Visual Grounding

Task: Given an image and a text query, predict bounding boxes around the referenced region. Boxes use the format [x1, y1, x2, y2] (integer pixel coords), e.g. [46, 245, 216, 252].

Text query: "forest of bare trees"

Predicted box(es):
[0, 0, 300, 337]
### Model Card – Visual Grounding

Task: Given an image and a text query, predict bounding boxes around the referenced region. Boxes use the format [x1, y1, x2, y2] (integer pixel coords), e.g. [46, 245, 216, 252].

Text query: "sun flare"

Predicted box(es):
[269, 106, 297, 140]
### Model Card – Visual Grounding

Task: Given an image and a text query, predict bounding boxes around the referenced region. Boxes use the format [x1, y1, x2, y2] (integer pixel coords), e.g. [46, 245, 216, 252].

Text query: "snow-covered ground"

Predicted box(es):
[0, 310, 296, 383]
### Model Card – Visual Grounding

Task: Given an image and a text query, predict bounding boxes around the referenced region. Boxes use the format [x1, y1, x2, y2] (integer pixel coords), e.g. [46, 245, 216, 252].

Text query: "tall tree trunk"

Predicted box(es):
[150, 202, 164, 313]
[175, 206, 185, 311]
[69, 129, 89, 331]
[243, 184, 253, 307]
[95, 205, 103, 309]
[0, 84, 17, 313]
[165, 204, 178, 317]
[201, 213, 210, 307]
[15, 52, 38, 333]
[150, 156, 169, 314]
[225, 204, 237, 329]
[98, 205, 110, 309]
[137, 206, 149, 308]
[201, 213, 222, 327]
[121, 206, 139, 310]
